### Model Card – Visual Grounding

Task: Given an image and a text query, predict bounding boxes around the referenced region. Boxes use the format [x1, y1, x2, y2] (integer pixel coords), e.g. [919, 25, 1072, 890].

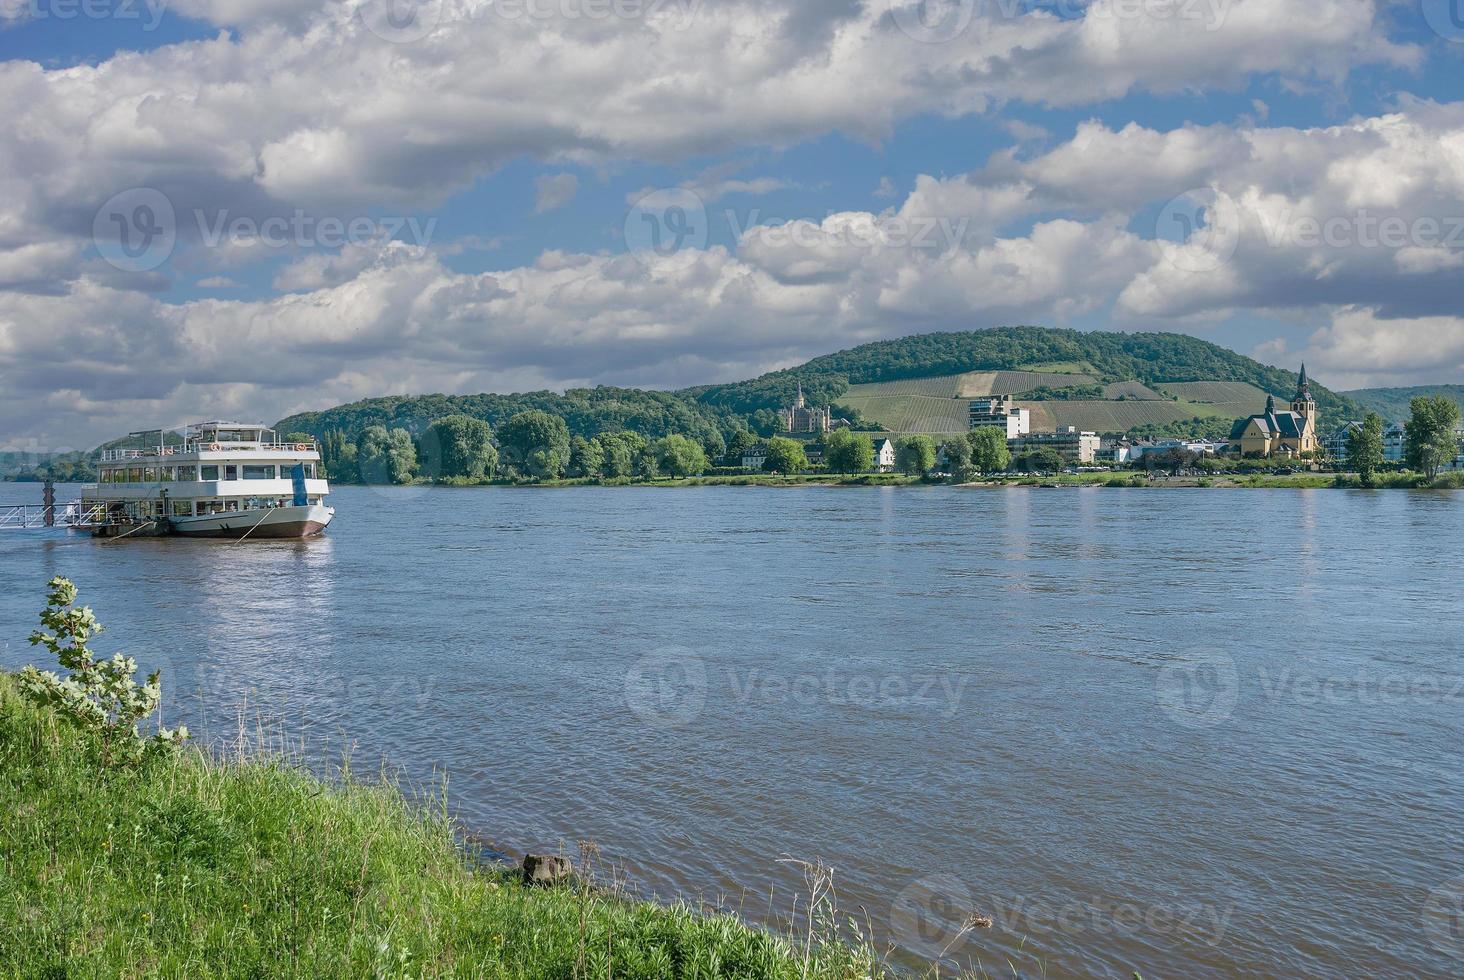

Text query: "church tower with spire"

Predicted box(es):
[1291, 363, 1315, 423]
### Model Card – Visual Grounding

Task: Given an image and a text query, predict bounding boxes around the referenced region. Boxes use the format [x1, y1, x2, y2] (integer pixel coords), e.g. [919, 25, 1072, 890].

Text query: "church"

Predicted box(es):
[1229, 366, 1319, 458]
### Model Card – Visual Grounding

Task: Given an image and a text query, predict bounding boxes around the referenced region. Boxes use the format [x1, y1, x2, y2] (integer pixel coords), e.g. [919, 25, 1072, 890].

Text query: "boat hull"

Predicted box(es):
[167, 504, 333, 539]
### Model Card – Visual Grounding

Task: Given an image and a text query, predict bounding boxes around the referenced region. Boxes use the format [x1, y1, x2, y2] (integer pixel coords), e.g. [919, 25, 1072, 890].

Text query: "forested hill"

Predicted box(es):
[689, 326, 1361, 424]
[277, 386, 737, 448]
[277, 326, 1364, 441]
[1345, 385, 1464, 423]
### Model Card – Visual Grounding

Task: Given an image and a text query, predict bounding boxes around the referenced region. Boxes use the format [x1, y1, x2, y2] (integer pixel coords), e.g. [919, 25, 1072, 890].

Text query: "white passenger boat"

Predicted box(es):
[80, 422, 333, 539]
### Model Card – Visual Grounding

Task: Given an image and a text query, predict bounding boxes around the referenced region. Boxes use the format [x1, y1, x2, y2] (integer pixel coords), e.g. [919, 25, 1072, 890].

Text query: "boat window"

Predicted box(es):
[303, 463, 315, 478]
[143, 466, 157, 481]
[242, 464, 276, 480]
[159, 466, 174, 481]
[224, 500, 239, 512]
[224, 465, 238, 481]
[127, 467, 143, 482]
[172, 501, 192, 516]
[200, 464, 219, 480]
[176, 465, 197, 481]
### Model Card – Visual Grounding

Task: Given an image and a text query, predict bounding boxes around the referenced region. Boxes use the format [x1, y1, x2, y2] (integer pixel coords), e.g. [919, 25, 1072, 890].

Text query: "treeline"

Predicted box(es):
[0, 452, 96, 483]
[320, 412, 722, 485]
[282, 386, 742, 457]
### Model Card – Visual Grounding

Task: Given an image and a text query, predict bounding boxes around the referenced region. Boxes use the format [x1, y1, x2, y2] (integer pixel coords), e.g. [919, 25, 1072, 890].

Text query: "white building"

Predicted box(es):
[871, 438, 897, 472]
[1010, 426, 1101, 465]
[741, 445, 769, 470]
[969, 396, 1031, 439]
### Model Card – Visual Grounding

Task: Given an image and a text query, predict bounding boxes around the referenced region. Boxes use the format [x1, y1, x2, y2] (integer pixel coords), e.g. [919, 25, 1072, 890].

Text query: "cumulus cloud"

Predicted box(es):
[0, 0, 1453, 445]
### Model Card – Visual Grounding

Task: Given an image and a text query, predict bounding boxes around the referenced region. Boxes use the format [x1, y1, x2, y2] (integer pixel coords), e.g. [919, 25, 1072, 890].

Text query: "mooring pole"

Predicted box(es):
[43, 479, 55, 527]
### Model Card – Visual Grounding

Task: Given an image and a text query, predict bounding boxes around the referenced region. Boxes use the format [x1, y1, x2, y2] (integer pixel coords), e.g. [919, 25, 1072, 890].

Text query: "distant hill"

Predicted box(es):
[1343, 385, 1464, 424]
[692, 327, 1361, 436]
[278, 326, 1366, 443]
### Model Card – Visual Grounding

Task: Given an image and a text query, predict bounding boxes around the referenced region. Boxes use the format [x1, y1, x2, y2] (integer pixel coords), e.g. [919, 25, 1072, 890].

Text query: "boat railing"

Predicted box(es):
[100, 441, 317, 461]
[0, 501, 94, 531]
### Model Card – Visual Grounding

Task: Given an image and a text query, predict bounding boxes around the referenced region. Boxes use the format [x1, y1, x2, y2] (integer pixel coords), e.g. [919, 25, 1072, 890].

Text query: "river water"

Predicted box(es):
[2, 483, 1462, 977]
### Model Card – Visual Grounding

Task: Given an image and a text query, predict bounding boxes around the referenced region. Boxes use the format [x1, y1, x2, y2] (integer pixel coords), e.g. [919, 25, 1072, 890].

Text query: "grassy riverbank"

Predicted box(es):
[0, 673, 905, 978]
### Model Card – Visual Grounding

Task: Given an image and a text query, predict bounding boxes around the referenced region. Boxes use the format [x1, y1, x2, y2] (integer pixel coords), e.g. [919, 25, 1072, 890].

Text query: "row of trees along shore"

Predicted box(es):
[310, 394, 1464, 486]
[314, 409, 1045, 485]
[2, 397, 1452, 488]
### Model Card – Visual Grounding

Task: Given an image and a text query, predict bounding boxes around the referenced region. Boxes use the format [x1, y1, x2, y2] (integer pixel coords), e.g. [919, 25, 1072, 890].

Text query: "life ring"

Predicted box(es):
[207, 443, 220, 451]
[295, 443, 310, 451]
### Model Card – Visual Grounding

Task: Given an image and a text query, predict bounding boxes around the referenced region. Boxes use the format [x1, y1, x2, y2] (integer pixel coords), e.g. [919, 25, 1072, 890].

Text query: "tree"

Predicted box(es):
[567, 436, 604, 479]
[1404, 395, 1462, 482]
[895, 435, 936, 475]
[725, 427, 757, 461]
[1015, 447, 1064, 473]
[966, 427, 1012, 473]
[1346, 413, 1385, 487]
[942, 436, 972, 472]
[762, 437, 808, 474]
[356, 426, 417, 484]
[654, 434, 709, 478]
[700, 429, 726, 463]
[498, 410, 572, 480]
[419, 414, 497, 481]
[824, 429, 874, 473]
[594, 430, 647, 479]
[1143, 447, 1199, 475]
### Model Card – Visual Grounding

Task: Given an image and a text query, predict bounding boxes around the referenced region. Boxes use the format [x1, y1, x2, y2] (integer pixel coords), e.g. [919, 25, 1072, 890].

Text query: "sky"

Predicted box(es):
[3, 0, 1464, 449]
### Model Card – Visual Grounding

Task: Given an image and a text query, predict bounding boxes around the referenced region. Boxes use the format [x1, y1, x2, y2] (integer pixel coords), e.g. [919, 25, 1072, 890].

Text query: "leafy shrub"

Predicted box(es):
[19, 577, 187, 767]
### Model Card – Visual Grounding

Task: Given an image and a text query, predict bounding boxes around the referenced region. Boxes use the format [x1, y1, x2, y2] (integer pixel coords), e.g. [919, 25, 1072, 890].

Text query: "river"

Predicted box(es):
[2, 483, 1462, 977]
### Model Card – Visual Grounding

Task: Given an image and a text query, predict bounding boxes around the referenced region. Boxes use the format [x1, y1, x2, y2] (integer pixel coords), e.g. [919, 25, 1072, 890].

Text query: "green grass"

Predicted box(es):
[0, 675, 915, 978]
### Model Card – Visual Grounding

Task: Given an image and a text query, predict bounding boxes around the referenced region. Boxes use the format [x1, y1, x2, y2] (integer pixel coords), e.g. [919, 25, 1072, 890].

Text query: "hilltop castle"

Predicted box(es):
[780, 383, 832, 434]
[1229, 366, 1318, 458]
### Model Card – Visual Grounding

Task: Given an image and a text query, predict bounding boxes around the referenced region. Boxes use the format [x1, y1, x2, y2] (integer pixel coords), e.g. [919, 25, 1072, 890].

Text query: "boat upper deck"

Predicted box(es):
[99, 422, 320, 463]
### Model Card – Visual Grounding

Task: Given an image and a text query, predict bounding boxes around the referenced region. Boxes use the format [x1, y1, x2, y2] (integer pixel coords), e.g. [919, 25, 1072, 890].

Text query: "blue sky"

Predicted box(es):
[3, 0, 1464, 446]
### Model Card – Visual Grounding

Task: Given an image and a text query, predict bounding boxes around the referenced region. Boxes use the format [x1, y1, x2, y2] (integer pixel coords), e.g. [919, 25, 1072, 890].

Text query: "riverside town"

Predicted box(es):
[4, 4, 1464, 978]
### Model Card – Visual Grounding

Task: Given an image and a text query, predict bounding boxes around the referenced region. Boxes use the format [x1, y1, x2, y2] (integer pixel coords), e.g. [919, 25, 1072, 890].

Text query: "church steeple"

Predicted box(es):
[1291, 364, 1315, 421]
